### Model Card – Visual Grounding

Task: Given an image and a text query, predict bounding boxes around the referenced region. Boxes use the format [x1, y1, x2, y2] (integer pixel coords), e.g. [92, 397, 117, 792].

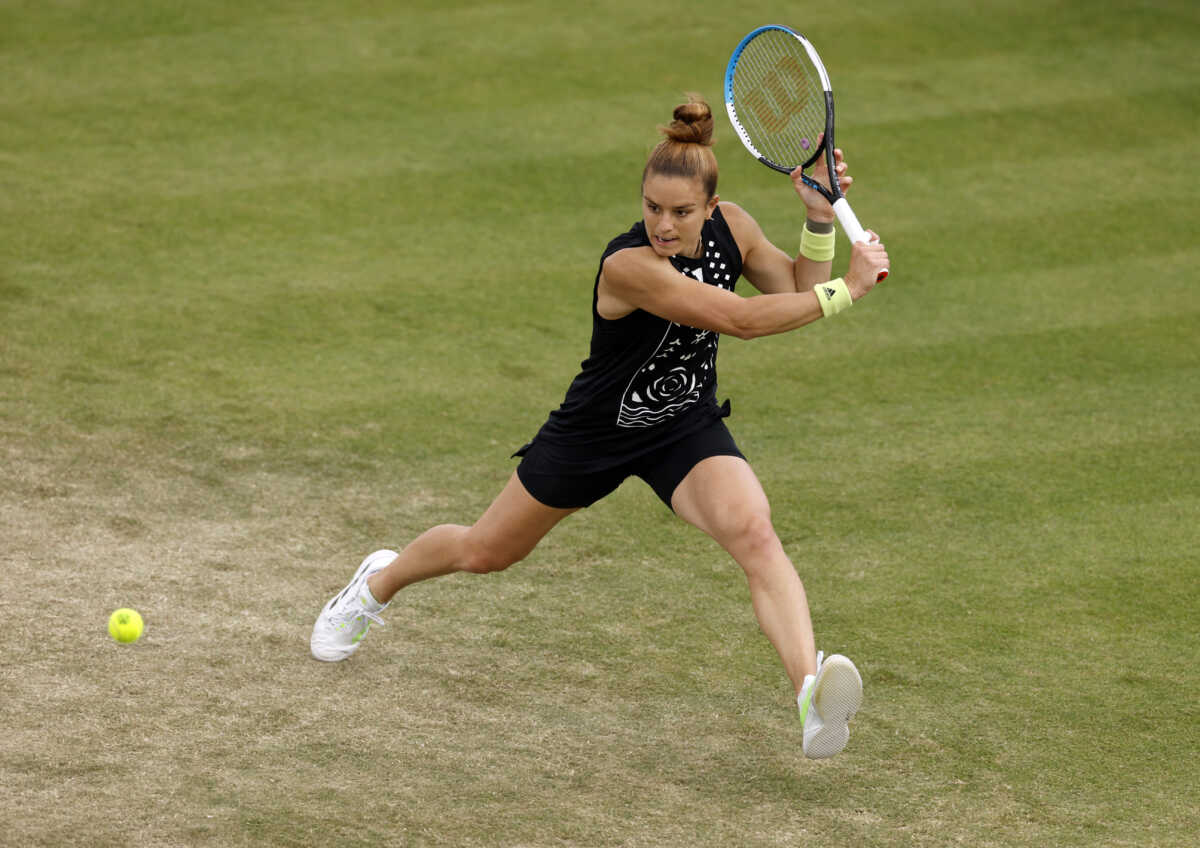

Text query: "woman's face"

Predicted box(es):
[641, 173, 718, 259]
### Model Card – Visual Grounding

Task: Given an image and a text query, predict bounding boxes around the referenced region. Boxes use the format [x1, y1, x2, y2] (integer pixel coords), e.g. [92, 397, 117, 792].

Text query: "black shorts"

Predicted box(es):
[515, 418, 745, 510]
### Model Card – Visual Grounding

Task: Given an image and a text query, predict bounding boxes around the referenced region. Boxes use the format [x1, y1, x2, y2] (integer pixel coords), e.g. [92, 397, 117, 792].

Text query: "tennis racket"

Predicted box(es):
[724, 25, 887, 280]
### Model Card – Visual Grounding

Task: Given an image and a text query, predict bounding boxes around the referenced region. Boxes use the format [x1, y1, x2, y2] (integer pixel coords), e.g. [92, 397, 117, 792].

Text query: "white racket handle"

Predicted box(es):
[832, 198, 888, 281]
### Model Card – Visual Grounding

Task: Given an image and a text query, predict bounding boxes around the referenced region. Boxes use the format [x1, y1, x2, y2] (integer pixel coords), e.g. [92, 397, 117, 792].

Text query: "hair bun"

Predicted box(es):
[662, 95, 714, 147]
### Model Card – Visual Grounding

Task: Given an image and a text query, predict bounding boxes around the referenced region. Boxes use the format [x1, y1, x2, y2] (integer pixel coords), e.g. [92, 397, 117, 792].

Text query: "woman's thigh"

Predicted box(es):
[465, 471, 579, 563]
[669, 454, 773, 543]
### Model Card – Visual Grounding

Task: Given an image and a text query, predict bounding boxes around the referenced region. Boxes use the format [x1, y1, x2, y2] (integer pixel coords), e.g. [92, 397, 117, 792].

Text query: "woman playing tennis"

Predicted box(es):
[311, 96, 889, 759]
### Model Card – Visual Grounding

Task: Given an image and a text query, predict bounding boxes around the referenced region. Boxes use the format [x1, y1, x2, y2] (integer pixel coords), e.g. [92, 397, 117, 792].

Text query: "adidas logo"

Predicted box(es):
[821, 286, 837, 300]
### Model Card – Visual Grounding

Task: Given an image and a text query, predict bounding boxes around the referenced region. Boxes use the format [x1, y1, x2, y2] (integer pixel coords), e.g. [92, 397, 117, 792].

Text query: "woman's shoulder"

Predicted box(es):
[715, 200, 757, 231]
[715, 201, 764, 256]
[600, 241, 659, 280]
[602, 219, 650, 258]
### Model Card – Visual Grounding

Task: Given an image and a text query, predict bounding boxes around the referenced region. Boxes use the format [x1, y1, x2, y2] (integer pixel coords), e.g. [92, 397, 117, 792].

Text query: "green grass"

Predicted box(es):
[2, 1, 1198, 845]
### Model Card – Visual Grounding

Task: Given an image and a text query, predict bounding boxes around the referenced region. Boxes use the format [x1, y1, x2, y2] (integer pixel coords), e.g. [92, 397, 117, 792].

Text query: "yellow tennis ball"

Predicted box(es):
[108, 608, 144, 644]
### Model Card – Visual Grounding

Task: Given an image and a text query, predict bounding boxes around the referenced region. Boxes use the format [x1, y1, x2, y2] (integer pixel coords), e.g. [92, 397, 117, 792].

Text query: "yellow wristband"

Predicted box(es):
[799, 223, 836, 262]
[815, 278, 852, 318]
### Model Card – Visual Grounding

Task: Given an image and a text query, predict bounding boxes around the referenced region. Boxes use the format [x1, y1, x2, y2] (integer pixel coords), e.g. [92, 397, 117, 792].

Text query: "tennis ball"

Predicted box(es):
[108, 608, 144, 643]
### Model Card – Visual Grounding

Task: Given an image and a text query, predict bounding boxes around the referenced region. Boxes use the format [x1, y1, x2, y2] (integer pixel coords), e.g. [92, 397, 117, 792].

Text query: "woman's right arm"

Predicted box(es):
[598, 242, 888, 340]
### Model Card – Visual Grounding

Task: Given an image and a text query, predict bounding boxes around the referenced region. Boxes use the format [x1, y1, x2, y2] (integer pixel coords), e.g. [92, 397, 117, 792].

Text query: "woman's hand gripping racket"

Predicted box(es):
[724, 25, 888, 281]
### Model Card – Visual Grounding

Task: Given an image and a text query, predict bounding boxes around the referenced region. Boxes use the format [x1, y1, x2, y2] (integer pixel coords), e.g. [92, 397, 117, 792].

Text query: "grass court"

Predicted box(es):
[2, 1, 1197, 845]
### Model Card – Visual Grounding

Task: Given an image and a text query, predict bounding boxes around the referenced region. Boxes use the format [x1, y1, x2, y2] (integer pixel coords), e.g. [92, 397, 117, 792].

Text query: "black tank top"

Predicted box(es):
[521, 205, 744, 470]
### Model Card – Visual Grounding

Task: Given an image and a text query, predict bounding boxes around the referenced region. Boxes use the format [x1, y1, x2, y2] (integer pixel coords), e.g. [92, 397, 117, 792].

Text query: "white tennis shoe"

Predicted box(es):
[310, 549, 396, 662]
[797, 652, 863, 759]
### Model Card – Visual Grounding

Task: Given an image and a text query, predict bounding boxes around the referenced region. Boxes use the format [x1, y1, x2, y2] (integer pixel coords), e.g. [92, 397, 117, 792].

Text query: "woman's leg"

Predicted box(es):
[367, 471, 577, 604]
[669, 455, 817, 695]
[312, 471, 575, 662]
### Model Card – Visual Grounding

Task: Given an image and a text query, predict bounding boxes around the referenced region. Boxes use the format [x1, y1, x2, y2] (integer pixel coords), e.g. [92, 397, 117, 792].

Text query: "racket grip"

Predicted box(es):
[832, 198, 888, 281]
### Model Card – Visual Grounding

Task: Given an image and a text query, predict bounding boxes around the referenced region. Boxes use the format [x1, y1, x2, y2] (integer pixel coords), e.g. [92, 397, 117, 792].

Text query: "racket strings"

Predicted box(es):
[731, 32, 826, 169]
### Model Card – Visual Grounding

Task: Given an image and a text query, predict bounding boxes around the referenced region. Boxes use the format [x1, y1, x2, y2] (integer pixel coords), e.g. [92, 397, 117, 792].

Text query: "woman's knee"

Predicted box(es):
[723, 511, 783, 562]
[457, 536, 528, 574]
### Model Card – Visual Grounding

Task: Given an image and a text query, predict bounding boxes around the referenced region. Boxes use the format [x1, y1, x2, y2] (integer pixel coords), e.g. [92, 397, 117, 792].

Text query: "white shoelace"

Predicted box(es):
[332, 593, 386, 628]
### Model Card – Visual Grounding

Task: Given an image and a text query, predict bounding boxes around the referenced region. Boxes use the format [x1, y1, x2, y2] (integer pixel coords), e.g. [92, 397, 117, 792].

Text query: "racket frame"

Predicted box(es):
[724, 25, 874, 248]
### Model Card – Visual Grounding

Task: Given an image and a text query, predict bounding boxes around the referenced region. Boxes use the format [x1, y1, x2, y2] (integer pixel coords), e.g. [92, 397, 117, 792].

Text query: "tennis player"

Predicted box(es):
[311, 96, 889, 759]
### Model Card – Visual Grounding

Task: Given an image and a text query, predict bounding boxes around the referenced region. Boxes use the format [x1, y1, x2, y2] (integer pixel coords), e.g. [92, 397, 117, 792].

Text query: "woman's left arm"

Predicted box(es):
[727, 147, 852, 295]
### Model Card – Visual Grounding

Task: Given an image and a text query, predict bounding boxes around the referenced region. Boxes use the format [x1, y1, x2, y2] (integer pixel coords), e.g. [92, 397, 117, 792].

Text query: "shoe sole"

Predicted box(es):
[310, 549, 397, 662]
[804, 654, 863, 759]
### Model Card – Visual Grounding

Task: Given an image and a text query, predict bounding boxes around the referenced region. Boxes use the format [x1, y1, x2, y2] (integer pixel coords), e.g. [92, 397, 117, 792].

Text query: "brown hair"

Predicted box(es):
[642, 95, 719, 199]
